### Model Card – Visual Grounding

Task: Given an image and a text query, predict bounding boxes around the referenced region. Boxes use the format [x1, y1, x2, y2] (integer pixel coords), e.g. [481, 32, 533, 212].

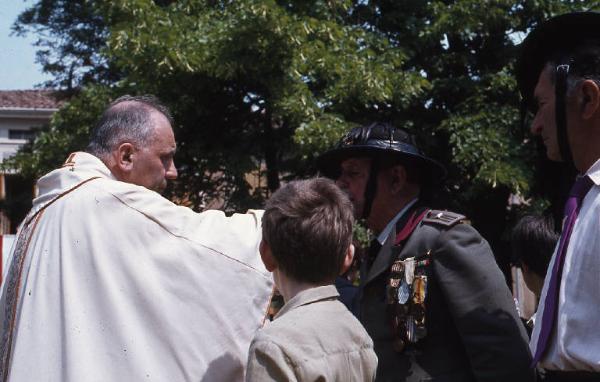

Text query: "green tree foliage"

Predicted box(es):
[7, 1, 598, 239]
[8, 0, 430, 211]
[341, 1, 597, 268]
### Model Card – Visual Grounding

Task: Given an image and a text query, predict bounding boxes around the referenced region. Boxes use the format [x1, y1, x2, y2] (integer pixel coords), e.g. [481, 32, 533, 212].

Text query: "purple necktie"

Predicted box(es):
[532, 175, 594, 365]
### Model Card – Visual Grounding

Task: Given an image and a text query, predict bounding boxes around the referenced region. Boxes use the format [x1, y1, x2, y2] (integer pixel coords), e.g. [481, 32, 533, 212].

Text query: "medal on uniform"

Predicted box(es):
[404, 257, 415, 285]
[412, 274, 428, 341]
[387, 250, 432, 351]
[412, 274, 427, 306]
[406, 315, 415, 342]
[398, 279, 411, 304]
[387, 261, 404, 303]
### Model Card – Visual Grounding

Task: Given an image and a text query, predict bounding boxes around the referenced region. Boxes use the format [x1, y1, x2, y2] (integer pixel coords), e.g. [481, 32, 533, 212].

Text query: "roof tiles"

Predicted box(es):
[0, 90, 62, 109]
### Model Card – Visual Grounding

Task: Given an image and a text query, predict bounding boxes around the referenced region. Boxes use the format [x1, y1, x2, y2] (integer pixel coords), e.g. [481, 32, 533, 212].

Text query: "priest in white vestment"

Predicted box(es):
[0, 96, 273, 381]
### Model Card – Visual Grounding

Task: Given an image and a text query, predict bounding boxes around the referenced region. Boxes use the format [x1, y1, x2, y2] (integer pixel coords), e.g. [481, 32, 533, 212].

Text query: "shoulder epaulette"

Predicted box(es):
[421, 210, 467, 228]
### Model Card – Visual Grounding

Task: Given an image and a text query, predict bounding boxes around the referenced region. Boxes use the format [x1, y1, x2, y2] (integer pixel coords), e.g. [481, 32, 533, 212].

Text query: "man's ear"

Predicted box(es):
[340, 243, 355, 275]
[115, 143, 136, 172]
[259, 239, 278, 272]
[389, 165, 408, 194]
[580, 79, 600, 120]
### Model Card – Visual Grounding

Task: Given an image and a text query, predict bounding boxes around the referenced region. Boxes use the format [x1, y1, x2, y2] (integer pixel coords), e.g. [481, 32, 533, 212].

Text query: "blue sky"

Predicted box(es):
[0, 0, 53, 90]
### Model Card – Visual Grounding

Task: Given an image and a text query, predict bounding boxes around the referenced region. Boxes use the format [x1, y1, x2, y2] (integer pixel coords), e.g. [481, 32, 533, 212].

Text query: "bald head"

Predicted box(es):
[87, 95, 178, 193]
[86, 95, 173, 160]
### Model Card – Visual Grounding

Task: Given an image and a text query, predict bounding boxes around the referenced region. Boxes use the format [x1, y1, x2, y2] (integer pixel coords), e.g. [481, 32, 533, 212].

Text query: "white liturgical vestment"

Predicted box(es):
[0, 152, 273, 381]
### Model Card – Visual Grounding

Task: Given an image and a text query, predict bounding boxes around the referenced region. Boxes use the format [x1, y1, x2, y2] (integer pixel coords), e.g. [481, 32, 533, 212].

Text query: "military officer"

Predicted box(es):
[318, 122, 534, 381]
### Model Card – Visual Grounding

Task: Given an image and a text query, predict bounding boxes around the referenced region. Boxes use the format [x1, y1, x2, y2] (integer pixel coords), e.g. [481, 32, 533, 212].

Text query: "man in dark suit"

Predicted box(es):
[318, 122, 534, 381]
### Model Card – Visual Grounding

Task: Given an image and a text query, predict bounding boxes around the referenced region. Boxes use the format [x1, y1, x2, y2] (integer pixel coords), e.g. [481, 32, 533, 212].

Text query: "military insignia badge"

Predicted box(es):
[386, 250, 431, 352]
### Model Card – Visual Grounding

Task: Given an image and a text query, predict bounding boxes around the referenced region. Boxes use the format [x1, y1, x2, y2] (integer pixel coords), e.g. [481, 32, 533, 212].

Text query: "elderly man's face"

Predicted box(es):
[335, 156, 414, 233]
[335, 157, 371, 219]
[531, 67, 561, 161]
[129, 111, 178, 193]
[335, 157, 394, 222]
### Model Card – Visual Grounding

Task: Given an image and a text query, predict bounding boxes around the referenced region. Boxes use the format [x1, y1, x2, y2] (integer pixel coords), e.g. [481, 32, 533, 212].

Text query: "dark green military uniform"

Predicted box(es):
[358, 206, 534, 381]
[318, 123, 534, 381]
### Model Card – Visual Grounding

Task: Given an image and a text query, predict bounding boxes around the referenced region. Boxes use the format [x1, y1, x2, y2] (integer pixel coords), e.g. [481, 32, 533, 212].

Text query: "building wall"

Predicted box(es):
[0, 117, 43, 162]
[0, 108, 56, 233]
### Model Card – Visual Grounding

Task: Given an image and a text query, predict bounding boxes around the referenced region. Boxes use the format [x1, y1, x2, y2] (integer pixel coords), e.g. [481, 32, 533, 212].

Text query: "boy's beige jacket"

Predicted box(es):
[246, 285, 377, 381]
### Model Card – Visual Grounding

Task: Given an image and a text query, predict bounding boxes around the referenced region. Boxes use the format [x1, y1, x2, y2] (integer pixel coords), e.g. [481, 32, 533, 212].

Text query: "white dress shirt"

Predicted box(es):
[530, 158, 600, 371]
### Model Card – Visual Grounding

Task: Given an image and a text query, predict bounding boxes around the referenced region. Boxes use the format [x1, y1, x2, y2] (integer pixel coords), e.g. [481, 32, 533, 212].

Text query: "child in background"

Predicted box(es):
[512, 214, 558, 300]
[511, 214, 559, 333]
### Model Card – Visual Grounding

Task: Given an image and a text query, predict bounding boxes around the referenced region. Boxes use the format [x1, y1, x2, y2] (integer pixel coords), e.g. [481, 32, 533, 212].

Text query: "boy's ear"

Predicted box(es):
[259, 239, 278, 272]
[340, 244, 355, 275]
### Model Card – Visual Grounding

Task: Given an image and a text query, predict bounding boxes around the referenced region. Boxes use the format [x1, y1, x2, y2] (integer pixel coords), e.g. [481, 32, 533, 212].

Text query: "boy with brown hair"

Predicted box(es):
[246, 178, 377, 381]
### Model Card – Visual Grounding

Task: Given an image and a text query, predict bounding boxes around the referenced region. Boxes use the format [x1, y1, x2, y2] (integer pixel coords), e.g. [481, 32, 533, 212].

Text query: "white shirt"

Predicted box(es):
[376, 198, 418, 245]
[0, 152, 273, 381]
[530, 158, 600, 371]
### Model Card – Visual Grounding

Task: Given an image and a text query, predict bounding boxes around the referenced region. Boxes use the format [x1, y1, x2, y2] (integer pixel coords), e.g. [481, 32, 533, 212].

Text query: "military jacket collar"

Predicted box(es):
[364, 201, 426, 285]
[376, 198, 418, 245]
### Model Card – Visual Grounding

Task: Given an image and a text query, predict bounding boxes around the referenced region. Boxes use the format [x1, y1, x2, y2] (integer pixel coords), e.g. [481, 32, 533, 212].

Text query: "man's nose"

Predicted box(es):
[530, 114, 543, 135]
[166, 161, 178, 180]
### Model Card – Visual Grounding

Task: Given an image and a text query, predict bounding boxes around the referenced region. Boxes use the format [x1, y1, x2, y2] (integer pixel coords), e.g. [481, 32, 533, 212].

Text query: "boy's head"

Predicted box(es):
[260, 178, 355, 285]
[511, 214, 559, 297]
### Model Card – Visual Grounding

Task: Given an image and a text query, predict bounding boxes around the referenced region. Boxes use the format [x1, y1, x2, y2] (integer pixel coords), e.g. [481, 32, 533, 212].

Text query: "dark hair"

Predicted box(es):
[546, 42, 600, 93]
[86, 95, 173, 158]
[511, 214, 559, 277]
[262, 178, 354, 284]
